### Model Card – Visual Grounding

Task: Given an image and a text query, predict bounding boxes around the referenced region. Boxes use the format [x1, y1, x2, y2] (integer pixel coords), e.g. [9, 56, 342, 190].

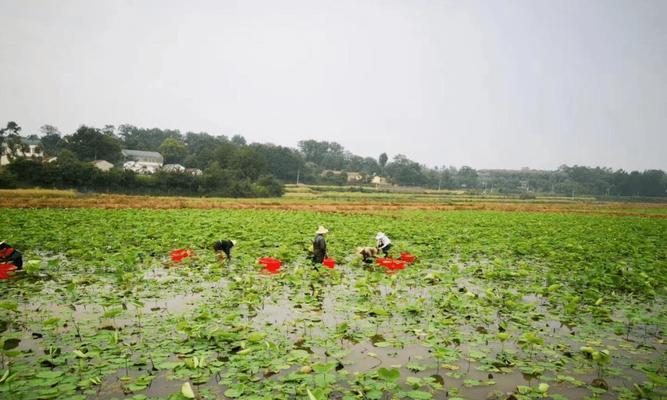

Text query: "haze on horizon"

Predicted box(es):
[1, 0, 665, 171]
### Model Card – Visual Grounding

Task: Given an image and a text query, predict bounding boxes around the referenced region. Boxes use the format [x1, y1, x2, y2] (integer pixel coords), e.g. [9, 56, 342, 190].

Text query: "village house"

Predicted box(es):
[121, 149, 163, 174]
[162, 163, 186, 173]
[90, 160, 114, 172]
[371, 176, 389, 186]
[346, 172, 363, 183]
[0, 138, 42, 166]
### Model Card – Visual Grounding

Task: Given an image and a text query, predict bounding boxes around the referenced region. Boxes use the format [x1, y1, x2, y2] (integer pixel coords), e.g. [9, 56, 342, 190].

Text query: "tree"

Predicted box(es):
[456, 166, 478, 188]
[39, 125, 64, 156]
[0, 121, 25, 161]
[298, 140, 347, 169]
[251, 143, 305, 181]
[159, 137, 188, 164]
[379, 153, 388, 169]
[183, 132, 225, 169]
[65, 125, 122, 162]
[230, 147, 267, 180]
[118, 124, 182, 151]
[384, 154, 426, 186]
[0, 121, 21, 135]
[231, 134, 247, 146]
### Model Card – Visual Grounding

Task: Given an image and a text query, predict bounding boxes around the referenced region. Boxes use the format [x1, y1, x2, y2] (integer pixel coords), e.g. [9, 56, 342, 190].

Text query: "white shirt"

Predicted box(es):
[376, 234, 391, 249]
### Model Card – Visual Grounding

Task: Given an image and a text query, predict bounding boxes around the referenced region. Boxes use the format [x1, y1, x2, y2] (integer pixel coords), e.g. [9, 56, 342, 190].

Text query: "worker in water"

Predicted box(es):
[213, 239, 236, 262]
[375, 232, 392, 257]
[312, 226, 329, 264]
[0, 241, 23, 270]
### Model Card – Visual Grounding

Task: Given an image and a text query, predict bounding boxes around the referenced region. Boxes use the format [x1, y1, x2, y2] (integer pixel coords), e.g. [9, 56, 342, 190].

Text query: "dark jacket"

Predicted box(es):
[0, 247, 23, 269]
[213, 240, 235, 259]
[313, 234, 327, 263]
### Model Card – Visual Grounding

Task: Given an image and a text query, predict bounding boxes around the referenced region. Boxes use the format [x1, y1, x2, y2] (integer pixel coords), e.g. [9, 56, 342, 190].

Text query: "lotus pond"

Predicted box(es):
[0, 208, 665, 400]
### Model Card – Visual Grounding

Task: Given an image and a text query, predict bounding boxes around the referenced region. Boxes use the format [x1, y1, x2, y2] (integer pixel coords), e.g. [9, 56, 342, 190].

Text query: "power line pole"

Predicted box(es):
[296, 168, 300, 185]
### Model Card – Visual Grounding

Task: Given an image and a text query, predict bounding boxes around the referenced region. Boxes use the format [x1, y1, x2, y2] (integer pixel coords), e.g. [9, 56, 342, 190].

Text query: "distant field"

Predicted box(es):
[0, 188, 665, 218]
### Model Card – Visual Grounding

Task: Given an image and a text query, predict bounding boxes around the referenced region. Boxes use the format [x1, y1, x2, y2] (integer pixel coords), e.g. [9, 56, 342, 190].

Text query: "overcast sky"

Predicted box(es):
[1, 0, 665, 170]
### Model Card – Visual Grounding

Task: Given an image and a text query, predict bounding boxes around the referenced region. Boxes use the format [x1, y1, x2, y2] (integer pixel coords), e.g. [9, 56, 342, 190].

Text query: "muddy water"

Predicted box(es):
[6, 258, 664, 400]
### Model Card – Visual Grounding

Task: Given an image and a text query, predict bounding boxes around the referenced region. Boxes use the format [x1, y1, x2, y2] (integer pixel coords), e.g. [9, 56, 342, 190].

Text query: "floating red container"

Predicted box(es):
[259, 257, 281, 273]
[0, 263, 17, 280]
[400, 252, 416, 263]
[376, 258, 390, 266]
[323, 258, 336, 269]
[258, 257, 277, 265]
[389, 260, 405, 270]
[170, 249, 193, 262]
[375, 257, 406, 271]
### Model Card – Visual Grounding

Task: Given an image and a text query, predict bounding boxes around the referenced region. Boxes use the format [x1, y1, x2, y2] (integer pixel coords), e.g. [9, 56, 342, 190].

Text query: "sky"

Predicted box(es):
[1, 0, 665, 171]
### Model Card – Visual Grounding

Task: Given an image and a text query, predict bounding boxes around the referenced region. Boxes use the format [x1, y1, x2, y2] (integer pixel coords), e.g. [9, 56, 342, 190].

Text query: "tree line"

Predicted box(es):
[1, 121, 665, 198]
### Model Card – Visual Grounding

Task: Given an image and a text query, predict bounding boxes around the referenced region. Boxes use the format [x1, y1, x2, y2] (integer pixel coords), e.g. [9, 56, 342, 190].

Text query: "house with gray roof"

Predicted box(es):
[121, 149, 163, 174]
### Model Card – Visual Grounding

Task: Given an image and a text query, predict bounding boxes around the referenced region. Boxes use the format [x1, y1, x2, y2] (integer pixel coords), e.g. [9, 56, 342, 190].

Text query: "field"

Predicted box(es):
[0, 199, 666, 399]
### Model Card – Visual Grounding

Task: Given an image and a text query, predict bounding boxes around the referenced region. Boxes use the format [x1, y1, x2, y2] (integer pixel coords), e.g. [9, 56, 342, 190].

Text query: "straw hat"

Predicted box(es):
[316, 226, 329, 234]
[375, 232, 384, 240]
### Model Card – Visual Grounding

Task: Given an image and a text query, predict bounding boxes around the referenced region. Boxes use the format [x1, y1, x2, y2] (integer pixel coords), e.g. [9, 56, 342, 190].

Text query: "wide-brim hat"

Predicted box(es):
[316, 226, 329, 234]
[375, 232, 384, 240]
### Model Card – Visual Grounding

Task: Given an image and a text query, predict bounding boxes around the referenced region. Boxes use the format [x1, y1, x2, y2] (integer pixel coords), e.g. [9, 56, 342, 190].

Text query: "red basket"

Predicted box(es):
[258, 257, 277, 265]
[323, 258, 336, 269]
[400, 253, 416, 263]
[263, 260, 281, 273]
[259, 257, 281, 272]
[0, 263, 17, 280]
[389, 260, 405, 270]
[170, 249, 193, 262]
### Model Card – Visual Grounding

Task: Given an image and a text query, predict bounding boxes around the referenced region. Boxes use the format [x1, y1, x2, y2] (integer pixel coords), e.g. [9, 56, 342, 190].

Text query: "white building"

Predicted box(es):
[90, 160, 114, 172]
[121, 149, 163, 174]
[346, 172, 363, 183]
[371, 176, 388, 186]
[0, 139, 42, 166]
[186, 168, 203, 176]
[162, 163, 186, 173]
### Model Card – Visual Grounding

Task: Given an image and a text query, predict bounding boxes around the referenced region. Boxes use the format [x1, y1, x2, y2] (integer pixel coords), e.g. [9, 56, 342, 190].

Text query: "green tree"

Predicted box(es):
[231, 134, 247, 146]
[39, 125, 64, 156]
[456, 166, 478, 188]
[65, 125, 122, 162]
[251, 143, 305, 181]
[384, 154, 426, 186]
[230, 147, 267, 180]
[379, 153, 388, 169]
[159, 137, 188, 164]
[1, 121, 26, 161]
[0, 121, 21, 135]
[118, 124, 182, 151]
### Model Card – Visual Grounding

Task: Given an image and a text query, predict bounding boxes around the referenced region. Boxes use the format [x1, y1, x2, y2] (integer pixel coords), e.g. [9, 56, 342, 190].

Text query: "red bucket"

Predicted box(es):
[390, 260, 405, 270]
[258, 257, 277, 265]
[400, 253, 416, 263]
[170, 249, 193, 262]
[259, 257, 281, 273]
[0, 263, 17, 280]
[377, 258, 394, 268]
[323, 258, 336, 269]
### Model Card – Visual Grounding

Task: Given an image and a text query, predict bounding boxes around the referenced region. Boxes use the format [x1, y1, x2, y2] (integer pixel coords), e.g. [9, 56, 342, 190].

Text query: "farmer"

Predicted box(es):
[213, 239, 236, 261]
[312, 226, 328, 264]
[375, 232, 392, 257]
[357, 247, 379, 263]
[0, 241, 23, 270]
